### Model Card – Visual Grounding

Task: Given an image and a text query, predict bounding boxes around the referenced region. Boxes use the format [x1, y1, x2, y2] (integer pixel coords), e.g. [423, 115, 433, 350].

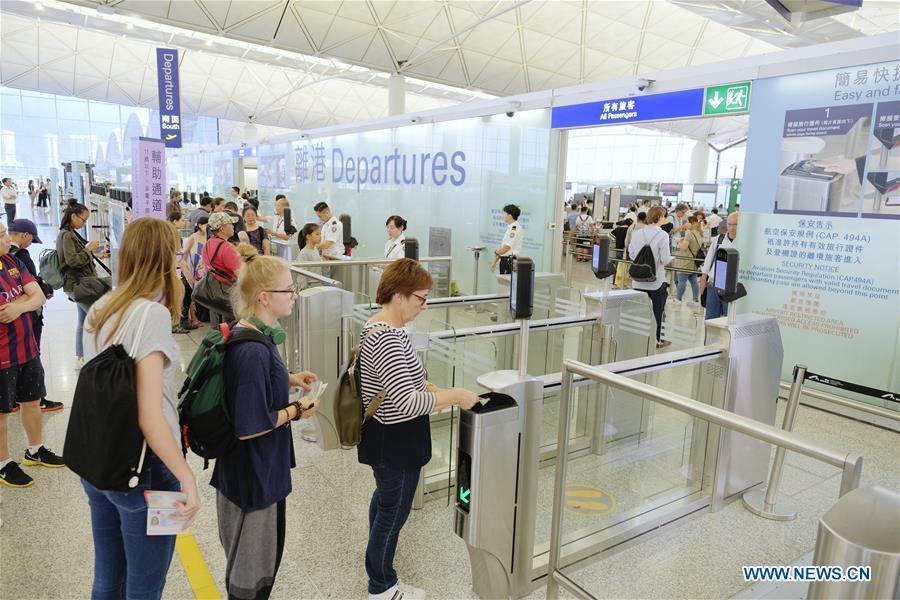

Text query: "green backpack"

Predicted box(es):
[177, 323, 274, 466]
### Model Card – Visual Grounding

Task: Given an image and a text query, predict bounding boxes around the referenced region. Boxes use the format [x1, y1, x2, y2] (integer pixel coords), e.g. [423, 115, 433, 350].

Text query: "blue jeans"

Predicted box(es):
[81, 456, 180, 600]
[705, 286, 729, 320]
[366, 464, 421, 595]
[76, 302, 90, 358]
[676, 273, 699, 302]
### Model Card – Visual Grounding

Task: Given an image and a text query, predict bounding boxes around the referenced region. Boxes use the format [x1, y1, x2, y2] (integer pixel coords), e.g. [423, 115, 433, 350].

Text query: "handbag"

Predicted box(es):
[192, 240, 236, 317]
[70, 276, 112, 305]
[64, 301, 153, 491]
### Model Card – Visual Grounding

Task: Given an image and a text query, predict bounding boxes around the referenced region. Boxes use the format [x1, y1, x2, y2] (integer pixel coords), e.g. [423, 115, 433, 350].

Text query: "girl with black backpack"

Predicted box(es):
[80, 217, 200, 599]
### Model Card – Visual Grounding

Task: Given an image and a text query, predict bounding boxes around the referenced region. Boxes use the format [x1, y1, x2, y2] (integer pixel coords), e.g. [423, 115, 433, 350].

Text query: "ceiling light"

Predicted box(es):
[126, 23, 134, 30]
[205, 39, 213, 47]
[35, 2, 44, 9]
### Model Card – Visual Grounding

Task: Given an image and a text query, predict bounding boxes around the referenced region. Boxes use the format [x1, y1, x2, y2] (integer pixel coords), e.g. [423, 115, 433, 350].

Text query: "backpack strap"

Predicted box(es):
[359, 323, 394, 420]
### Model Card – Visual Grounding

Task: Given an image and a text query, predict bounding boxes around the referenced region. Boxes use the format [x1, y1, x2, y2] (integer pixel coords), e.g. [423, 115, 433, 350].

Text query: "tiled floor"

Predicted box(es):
[2, 208, 898, 599]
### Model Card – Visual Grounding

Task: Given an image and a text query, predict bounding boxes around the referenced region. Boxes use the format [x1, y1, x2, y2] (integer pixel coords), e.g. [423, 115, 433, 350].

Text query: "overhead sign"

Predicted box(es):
[551, 88, 704, 129]
[233, 147, 256, 158]
[156, 48, 182, 149]
[704, 81, 752, 115]
[552, 82, 753, 129]
[131, 137, 166, 219]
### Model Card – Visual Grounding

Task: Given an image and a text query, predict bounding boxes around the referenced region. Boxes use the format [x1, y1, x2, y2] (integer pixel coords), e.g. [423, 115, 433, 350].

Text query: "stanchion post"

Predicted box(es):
[741, 364, 807, 521]
[472, 249, 481, 295]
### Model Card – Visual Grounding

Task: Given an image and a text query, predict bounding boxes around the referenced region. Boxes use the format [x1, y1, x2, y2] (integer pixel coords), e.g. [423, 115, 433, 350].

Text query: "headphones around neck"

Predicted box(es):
[248, 315, 286, 345]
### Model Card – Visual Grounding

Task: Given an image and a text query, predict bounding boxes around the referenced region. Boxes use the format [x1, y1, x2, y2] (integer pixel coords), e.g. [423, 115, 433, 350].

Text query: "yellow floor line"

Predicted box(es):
[566, 489, 605, 498]
[176, 532, 221, 600]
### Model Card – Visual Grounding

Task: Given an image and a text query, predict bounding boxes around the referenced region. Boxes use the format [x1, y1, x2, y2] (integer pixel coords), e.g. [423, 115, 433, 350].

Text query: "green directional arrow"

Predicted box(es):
[704, 81, 751, 115]
[459, 487, 471, 504]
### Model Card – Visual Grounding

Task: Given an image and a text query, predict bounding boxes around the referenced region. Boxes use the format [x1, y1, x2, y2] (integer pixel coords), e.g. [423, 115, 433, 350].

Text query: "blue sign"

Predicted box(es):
[551, 88, 705, 129]
[233, 147, 256, 158]
[156, 48, 182, 148]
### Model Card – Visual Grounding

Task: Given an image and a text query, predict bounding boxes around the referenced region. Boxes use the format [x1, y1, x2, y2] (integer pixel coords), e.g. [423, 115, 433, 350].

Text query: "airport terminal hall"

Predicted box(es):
[2, 0, 900, 599]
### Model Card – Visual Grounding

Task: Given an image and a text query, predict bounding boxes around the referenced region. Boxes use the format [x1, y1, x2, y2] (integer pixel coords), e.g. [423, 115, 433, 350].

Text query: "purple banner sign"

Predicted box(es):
[131, 137, 166, 219]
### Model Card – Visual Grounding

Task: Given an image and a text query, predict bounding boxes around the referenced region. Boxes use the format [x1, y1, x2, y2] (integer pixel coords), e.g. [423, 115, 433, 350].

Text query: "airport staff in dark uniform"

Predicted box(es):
[490, 204, 523, 274]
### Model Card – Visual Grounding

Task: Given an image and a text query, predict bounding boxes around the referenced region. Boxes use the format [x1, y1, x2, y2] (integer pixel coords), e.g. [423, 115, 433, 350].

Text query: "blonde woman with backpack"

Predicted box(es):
[81, 217, 200, 599]
[210, 247, 320, 600]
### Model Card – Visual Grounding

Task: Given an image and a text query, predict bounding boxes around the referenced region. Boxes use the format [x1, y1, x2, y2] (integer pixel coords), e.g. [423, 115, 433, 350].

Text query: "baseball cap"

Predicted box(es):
[208, 211, 239, 231]
[9, 219, 42, 244]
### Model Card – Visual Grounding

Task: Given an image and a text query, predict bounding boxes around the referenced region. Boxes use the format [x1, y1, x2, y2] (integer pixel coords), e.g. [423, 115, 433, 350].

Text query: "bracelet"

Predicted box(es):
[288, 400, 304, 421]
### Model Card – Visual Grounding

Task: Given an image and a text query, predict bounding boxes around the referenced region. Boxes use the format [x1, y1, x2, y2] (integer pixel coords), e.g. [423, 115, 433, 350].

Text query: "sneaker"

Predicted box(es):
[75, 356, 84, 371]
[656, 340, 672, 350]
[0, 461, 34, 488]
[397, 581, 426, 599]
[171, 324, 190, 334]
[369, 585, 400, 600]
[40, 399, 64, 413]
[179, 320, 198, 331]
[23, 446, 65, 468]
[670, 298, 682, 305]
[300, 426, 317, 444]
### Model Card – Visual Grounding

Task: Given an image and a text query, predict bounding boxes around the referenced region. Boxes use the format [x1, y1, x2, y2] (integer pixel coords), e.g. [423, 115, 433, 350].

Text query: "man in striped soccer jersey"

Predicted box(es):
[0, 221, 64, 489]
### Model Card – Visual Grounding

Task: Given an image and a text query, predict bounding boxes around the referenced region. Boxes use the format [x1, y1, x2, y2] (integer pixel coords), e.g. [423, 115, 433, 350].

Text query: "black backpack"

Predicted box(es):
[64, 301, 154, 491]
[629, 230, 663, 282]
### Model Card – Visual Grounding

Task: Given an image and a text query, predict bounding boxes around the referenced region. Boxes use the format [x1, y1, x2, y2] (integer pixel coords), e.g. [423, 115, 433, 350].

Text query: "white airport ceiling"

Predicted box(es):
[1, 1, 898, 133]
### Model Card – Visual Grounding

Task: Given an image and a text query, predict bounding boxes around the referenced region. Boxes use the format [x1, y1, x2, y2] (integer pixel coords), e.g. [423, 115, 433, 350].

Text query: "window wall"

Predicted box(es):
[566, 125, 697, 184]
[0, 86, 218, 186]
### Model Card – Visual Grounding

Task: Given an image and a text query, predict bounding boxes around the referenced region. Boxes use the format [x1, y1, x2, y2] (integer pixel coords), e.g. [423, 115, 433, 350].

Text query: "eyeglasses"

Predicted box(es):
[264, 285, 299, 296]
[411, 293, 428, 306]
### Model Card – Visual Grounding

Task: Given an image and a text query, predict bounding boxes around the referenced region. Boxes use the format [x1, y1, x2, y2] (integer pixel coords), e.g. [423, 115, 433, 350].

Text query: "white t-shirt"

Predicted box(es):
[273, 215, 286, 236]
[500, 222, 523, 256]
[707, 213, 723, 231]
[320, 217, 345, 258]
[628, 225, 671, 291]
[574, 214, 594, 233]
[384, 235, 406, 260]
[1, 185, 16, 204]
[702, 233, 735, 285]
[83, 298, 182, 443]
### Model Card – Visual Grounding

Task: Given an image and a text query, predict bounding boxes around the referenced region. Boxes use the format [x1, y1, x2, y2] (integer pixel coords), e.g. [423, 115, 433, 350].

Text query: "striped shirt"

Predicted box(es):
[0, 254, 37, 369]
[359, 322, 436, 425]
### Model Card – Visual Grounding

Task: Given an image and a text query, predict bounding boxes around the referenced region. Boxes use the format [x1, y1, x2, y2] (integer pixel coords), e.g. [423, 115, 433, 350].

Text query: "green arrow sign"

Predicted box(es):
[704, 82, 751, 115]
[459, 487, 471, 504]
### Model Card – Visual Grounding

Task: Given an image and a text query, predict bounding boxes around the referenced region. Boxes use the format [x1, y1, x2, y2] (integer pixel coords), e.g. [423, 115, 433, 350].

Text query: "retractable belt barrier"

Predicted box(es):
[802, 371, 899, 404]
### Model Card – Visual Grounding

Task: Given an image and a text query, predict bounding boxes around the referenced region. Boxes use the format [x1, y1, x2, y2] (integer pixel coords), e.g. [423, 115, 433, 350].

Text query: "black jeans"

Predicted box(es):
[180, 274, 192, 324]
[640, 283, 668, 342]
[4, 203, 15, 223]
[365, 464, 420, 594]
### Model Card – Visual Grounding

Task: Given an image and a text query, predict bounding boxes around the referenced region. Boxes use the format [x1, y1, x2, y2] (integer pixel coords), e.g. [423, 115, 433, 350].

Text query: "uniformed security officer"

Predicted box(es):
[490, 204, 523, 274]
[384, 215, 407, 260]
[313, 201, 345, 259]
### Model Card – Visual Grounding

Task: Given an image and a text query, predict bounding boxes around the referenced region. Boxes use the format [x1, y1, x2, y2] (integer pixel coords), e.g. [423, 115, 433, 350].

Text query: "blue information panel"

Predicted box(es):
[551, 88, 705, 129]
[155, 48, 182, 148]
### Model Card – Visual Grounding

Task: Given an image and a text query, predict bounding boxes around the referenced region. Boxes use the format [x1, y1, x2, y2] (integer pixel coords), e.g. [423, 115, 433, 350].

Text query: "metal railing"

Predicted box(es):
[779, 381, 900, 423]
[289, 265, 342, 288]
[292, 255, 452, 269]
[545, 358, 864, 600]
[292, 255, 452, 299]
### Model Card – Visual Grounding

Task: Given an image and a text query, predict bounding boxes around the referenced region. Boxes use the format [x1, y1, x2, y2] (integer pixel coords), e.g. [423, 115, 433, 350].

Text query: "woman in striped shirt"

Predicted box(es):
[358, 258, 478, 600]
